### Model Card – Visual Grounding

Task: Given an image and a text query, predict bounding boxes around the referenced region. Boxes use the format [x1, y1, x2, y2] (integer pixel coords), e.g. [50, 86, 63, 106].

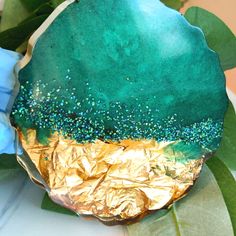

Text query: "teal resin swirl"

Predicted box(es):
[12, 0, 228, 152]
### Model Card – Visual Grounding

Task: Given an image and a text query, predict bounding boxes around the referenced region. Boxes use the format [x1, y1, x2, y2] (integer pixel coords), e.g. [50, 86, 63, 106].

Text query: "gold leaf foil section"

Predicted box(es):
[19, 130, 204, 223]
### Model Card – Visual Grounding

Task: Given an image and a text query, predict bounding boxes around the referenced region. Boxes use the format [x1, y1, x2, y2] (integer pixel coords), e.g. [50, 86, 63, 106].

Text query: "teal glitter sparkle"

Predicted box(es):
[12, 82, 223, 149]
[11, 0, 228, 152]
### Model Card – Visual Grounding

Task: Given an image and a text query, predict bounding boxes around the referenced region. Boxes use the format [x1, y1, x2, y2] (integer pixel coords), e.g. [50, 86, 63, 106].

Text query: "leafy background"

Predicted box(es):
[0, 0, 236, 235]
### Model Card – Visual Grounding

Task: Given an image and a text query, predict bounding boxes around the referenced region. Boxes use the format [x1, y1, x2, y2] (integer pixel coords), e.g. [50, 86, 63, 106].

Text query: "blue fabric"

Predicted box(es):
[0, 48, 22, 154]
[0, 92, 11, 111]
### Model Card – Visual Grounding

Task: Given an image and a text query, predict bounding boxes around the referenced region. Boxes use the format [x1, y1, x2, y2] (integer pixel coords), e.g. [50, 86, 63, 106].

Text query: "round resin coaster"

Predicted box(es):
[12, 0, 228, 224]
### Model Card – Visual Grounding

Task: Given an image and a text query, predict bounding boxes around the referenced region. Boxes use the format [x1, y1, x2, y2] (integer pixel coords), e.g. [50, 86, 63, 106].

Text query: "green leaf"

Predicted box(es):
[0, 0, 62, 49]
[127, 166, 234, 236]
[0, 154, 21, 170]
[184, 7, 236, 71]
[0, 0, 31, 31]
[20, 0, 51, 11]
[41, 193, 76, 216]
[1, 2, 54, 52]
[0, 170, 14, 181]
[207, 157, 236, 233]
[161, 0, 183, 11]
[0, 155, 23, 181]
[19, 3, 54, 25]
[0, 14, 48, 50]
[215, 103, 236, 172]
[50, 0, 66, 8]
[0, 169, 23, 181]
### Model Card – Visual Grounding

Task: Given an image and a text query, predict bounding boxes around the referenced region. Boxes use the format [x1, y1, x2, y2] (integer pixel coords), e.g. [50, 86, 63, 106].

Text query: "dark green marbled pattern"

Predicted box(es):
[12, 0, 228, 151]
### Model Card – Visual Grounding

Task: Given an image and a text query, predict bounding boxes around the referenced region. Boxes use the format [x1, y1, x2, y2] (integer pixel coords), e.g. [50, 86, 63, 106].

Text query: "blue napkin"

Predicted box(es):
[0, 48, 22, 154]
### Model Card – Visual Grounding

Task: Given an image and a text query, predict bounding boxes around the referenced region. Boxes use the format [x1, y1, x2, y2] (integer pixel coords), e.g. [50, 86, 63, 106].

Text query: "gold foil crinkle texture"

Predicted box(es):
[19, 130, 204, 223]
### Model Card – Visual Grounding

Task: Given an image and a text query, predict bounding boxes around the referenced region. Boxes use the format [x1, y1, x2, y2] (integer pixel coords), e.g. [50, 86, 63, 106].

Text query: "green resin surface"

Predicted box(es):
[12, 0, 228, 151]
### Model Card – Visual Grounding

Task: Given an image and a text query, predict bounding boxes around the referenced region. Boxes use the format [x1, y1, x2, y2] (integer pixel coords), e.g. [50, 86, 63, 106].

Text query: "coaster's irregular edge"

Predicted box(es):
[13, 0, 228, 224]
[16, 0, 76, 72]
